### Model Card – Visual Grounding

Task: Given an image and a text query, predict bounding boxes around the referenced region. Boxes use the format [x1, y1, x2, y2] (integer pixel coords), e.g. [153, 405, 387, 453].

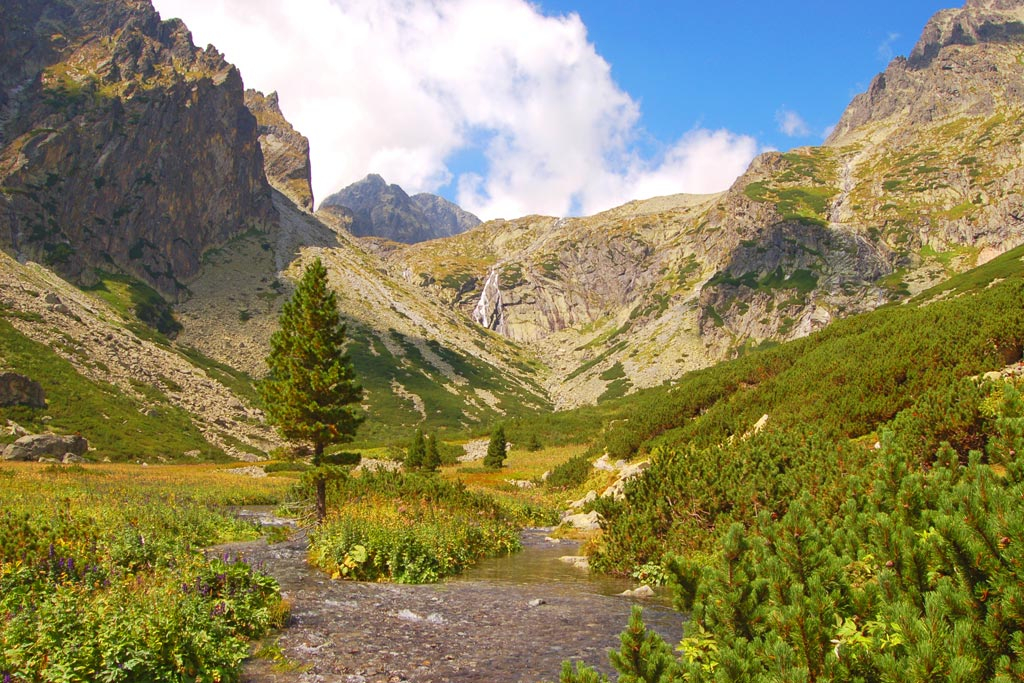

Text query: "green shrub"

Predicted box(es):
[0, 465, 286, 682]
[263, 461, 310, 473]
[307, 472, 521, 583]
[545, 453, 591, 490]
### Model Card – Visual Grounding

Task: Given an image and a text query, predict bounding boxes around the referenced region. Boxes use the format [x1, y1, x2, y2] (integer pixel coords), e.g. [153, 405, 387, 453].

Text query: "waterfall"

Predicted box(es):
[472, 269, 506, 335]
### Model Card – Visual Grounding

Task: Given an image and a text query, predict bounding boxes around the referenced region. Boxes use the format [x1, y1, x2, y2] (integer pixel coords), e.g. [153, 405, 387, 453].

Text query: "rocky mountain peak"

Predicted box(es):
[908, 0, 1024, 68]
[827, 0, 1024, 145]
[319, 174, 480, 244]
[245, 89, 314, 211]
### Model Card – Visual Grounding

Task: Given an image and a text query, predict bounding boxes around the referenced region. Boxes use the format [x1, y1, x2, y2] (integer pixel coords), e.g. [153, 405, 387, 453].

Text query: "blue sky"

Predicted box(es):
[152, 0, 952, 219]
[542, 1, 948, 151]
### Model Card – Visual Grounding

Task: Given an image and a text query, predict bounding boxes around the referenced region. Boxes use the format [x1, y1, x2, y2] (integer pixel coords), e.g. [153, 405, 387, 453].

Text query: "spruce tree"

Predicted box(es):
[423, 431, 441, 472]
[484, 424, 507, 469]
[259, 257, 363, 522]
[406, 429, 426, 470]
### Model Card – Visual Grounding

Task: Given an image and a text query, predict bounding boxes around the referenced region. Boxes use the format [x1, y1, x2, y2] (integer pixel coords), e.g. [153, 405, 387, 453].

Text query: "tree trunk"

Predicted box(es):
[314, 441, 327, 523]
[315, 477, 327, 523]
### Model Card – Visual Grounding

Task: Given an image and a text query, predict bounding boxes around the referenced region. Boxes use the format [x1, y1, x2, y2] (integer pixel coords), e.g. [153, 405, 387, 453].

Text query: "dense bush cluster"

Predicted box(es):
[0, 465, 287, 683]
[560, 249, 1024, 681]
[308, 471, 521, 583]
[565, 381, 1024, 682]
[592, 274, 1024, 573]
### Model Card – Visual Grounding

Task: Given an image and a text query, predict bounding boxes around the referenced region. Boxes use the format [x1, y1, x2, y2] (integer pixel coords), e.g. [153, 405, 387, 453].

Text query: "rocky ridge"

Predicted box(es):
[320, 174, 481, 244]
[0, 0, 274, 296]
[244, 89, 314, 211]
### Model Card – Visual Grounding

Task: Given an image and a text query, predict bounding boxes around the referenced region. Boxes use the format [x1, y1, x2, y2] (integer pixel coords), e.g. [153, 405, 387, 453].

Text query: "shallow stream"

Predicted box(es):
[223, 508, 683, 683]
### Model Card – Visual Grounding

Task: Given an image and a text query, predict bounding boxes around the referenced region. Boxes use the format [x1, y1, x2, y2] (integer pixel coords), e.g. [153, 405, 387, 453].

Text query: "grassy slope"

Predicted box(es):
[0, 316, 223, 461]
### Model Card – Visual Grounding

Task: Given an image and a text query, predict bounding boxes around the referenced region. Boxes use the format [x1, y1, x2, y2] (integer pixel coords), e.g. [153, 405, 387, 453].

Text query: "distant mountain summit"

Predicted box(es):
[319, 174, 480, 244]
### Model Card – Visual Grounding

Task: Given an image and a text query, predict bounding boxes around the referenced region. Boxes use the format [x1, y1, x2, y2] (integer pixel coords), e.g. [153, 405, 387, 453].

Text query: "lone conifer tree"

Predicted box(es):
[423, 432, 441, 472]
[406, 429, 426, 470]
[484, 424, 508, 469]
[260, 257, 363, 521]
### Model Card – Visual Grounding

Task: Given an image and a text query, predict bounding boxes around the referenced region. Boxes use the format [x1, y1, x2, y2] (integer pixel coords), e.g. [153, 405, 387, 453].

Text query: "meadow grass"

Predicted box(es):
[0, 462, 292, 682]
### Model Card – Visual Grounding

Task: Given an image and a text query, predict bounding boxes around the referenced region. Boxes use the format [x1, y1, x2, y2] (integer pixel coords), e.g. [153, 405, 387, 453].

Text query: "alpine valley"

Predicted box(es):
[4, 0, 1024, 681]
[2, 0, 1023, 454]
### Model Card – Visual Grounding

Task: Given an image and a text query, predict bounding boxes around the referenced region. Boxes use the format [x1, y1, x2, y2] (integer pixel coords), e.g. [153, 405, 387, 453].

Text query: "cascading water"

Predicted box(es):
[473, 269, 507, 335]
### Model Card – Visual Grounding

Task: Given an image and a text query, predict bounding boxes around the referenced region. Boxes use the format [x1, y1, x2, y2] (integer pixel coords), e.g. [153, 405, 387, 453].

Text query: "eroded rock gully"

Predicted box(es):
[220, 529, 682, 683]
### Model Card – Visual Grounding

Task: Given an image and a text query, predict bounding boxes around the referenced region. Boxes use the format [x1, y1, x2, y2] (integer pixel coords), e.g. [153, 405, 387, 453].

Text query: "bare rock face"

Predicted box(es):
[319, 174, 480, 244]
[2, 433, 88, 461]
[0, 372, 46, 408]
[0, 0, 275, 296]
[245, 89, 314, 211]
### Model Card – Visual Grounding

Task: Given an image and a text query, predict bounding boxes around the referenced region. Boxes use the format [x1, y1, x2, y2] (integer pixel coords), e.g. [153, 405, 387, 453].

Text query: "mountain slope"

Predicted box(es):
[0, 0, 274, 297]
[389, 0, 1024, 408]
[174, 190, 550, 443]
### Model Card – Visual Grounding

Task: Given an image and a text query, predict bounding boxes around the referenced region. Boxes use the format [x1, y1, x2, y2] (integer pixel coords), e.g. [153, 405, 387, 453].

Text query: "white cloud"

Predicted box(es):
[877, 32, 901, 62]
[776, 108, 810, 138]
[152, 0, 761, 219]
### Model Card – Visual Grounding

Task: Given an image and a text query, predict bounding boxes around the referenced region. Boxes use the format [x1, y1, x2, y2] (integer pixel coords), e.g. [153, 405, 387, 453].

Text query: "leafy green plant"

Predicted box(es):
[307, 471, 521, 583]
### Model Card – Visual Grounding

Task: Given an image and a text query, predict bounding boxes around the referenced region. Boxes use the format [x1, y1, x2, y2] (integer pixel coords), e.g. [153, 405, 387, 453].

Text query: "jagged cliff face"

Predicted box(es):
[244, 89, 313, 211]
[0, 0, 274, 296]
[319, 174, 481, 244]
[390, 0, 1024, 407]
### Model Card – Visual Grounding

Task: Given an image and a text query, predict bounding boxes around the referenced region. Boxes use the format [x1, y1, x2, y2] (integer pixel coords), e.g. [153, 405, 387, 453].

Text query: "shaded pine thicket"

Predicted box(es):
[594, 275, 1024, 572]
[566, 384, 1024, 682]
[561, 255, 1024, 681]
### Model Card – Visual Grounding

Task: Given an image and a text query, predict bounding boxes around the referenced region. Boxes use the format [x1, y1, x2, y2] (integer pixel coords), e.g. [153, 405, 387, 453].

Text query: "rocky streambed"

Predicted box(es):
[219, 513, 683, 683]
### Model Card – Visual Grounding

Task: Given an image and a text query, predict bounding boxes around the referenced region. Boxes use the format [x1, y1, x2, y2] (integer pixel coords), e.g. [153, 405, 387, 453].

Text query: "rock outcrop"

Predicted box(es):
[2, 433, 88, 461]
[0, 0, 275, 296]
[245, 89, 314, 211]
[319, 174, 480, 244]
[0, 372, 46, 407]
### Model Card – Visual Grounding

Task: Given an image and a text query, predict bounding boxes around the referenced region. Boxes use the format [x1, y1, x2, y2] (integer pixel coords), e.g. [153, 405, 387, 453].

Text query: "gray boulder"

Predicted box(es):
[2, 434, 88, 461]
[0, 372, 46, 408]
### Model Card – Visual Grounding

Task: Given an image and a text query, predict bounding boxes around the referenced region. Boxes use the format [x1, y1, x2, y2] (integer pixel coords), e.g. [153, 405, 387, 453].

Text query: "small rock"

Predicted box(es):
[541, 470, 551, 481]
[6, 420, 30, 437]
[620, 585, 656, 598]
[592, 454, 615, 471]
[397, 609, 423, 622]
[62, 452, 87, 464]
[559, 555, 590, 571]
[569, 490, 597, 510]
[44, 293, 61, 305]
[528, 598, 546, 607]
[225, 465, 267, 478]
[562, 510, 601, 531]
[2, 433, 88, 462]
[507, 479, 536, 489]
[984, 370, 1003, 381]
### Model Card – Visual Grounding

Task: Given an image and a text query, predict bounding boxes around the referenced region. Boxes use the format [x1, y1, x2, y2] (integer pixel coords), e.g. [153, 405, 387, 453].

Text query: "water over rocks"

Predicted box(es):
[223, 525, 682, 683]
